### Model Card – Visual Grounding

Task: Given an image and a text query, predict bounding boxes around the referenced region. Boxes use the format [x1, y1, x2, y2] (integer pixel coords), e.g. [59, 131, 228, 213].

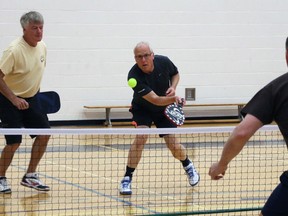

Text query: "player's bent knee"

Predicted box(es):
[5, 143, 20, 152]
[36, 135, 50, 143]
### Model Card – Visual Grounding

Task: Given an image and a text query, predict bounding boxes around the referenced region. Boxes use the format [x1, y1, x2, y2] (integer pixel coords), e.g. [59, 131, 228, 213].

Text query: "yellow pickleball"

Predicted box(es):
[128, 78, 137, 88]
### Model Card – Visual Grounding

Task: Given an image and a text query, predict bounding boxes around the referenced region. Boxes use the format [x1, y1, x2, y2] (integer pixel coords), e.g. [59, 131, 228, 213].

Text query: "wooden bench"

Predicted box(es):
[84, 105, 131, 126]
[84, 103, 246, 126]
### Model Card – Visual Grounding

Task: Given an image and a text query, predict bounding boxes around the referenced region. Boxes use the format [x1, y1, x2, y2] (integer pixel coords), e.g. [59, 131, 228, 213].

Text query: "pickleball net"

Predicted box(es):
[0, 125, 286, 215]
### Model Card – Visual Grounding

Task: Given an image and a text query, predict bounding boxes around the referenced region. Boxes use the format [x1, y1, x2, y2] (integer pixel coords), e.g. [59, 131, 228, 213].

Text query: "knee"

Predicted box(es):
[132, 135, 148, 149]
[36, 135, 50, 143]
[7, 143, 21, 152]
[135, 134, 148, 143]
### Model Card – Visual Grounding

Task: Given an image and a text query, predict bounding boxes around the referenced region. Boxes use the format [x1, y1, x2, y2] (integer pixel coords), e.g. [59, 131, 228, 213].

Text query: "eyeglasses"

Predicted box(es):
[134, 53, 152, 60]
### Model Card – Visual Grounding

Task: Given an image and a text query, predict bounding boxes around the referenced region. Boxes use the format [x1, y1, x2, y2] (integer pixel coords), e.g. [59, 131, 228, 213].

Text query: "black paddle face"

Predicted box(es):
[37, 91, 61, 114]
[164, 103, 185, 126]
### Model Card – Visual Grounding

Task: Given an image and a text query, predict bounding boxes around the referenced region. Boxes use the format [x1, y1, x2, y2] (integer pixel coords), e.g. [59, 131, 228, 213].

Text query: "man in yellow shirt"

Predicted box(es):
[0, 11, 50, 193]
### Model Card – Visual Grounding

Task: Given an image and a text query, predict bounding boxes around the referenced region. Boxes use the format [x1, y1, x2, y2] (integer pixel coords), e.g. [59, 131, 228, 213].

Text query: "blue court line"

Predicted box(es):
[12, 164, 159, 215]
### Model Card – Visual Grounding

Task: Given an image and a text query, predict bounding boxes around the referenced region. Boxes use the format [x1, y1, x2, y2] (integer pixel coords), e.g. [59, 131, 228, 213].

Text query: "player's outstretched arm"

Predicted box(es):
[209, 114, 263, 180]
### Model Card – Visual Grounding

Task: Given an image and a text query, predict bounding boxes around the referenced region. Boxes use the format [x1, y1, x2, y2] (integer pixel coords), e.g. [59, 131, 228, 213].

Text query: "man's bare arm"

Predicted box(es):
[0, 69, 29, 110]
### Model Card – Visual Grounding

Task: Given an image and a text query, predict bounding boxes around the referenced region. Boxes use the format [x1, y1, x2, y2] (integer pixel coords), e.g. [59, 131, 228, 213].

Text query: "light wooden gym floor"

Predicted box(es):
[0, 123, 286, 216]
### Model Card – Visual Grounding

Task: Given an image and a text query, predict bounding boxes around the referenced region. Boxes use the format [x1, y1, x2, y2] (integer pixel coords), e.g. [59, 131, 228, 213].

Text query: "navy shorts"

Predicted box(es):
[130, 105, 176, 137]
[0, 93, 50, 145]
[261, 171, 288, 215]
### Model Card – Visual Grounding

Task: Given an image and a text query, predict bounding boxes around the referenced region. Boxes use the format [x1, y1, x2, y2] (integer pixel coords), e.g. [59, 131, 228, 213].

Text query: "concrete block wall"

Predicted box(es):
[0, 0, 288, 121]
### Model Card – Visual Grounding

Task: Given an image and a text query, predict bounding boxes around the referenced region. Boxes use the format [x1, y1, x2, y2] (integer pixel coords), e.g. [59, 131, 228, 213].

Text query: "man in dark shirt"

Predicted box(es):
[119, 41, 199, 195]
[209, 37, 288, 215]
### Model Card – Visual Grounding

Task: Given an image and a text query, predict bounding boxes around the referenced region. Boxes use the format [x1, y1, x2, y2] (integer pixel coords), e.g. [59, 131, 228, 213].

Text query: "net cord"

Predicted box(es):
[0, 124, 279, 135]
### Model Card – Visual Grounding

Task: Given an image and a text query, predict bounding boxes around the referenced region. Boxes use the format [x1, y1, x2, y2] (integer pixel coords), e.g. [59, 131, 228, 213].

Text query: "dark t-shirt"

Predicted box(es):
[241, 72, 288, 138]
[127, 55, 178, 112]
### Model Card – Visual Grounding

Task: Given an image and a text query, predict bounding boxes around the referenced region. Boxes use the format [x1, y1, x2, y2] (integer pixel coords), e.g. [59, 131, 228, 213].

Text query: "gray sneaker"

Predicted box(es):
[0, 177, 11, 194]
[184, 163, 200, 186]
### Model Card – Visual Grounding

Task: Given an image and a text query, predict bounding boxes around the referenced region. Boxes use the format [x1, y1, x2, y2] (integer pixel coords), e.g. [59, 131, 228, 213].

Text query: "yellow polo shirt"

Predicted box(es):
[0, 37, 46, 98]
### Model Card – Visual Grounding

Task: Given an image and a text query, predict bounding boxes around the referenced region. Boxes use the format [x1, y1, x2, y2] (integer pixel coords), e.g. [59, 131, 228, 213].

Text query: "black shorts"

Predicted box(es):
[0, 93, 50, 145]
[130, 105, 176, 137]
[261, 171, 288, 215]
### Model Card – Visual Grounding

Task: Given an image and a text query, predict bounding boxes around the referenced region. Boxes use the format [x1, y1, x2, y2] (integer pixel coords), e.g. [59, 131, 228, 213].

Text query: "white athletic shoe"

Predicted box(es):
[0, 177, 11, 194]
[21, 173, 50, 191]
[184, 163, 200, 186]
[119, 176, 132, 195]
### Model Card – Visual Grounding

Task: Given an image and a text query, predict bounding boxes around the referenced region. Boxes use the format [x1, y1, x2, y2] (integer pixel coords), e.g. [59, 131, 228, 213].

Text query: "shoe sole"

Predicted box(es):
[0, 189, 11, 194]
[21, 182, 50, 191]
[119, 191, 132, 195]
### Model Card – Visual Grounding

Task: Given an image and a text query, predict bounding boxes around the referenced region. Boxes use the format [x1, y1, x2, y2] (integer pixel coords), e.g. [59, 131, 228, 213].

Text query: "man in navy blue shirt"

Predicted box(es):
[119, 42, 199, 195]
